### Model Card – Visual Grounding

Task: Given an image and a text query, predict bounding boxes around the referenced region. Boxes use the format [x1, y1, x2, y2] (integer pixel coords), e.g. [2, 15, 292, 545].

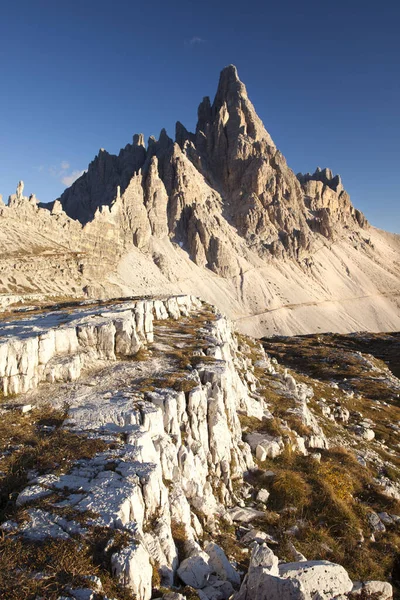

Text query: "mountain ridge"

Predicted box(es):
[0, 65, 399, 336]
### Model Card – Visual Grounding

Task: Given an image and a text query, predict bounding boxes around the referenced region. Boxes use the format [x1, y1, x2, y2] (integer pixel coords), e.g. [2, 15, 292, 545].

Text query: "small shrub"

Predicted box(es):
[152, 563, 162, 591]
[285, 415, 313, 437]
[172, 378, 198, 393]
[239, 414, 282, 436]
[270, 471, 311, 510]
[117, 346, 151, 362]
[171, 520, 188, 561]
[348, 591, 383, 600]
[384, 465, 399, 482]
[182, 586, 202, 600]
[316, 462, 356, 502]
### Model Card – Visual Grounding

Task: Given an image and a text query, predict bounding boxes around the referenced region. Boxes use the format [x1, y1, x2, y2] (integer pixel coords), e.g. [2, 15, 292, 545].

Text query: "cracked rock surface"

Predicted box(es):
[0, 297, 398, 599]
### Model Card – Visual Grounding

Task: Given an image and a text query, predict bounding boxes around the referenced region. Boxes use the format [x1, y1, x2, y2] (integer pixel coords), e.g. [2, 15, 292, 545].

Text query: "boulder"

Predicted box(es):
[246, 433, 284, 461]
[111, 543, 152, 600]
[228, 506, 265, 523]
[200, 579, 235, 600]
[235, 548, 353, 600]
[241, 529, 278, 546]
[278, 560, 353, 599]
[377, 512, 394, 526]
[205, 542, 241, 586]
[251, 544, 279, 575]
[177, 549, 212, 588]
[354, 425, 375, 441]
[367, 511, 386, 533]
[256, 489, 270, 504]
[351, 581, 393, 600]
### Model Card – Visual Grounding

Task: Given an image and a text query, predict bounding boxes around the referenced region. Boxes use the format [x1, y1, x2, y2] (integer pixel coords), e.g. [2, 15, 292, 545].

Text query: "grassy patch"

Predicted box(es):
[244, 447, 400, 585]
[0, 527, 134, 600]
[0, 405, 108, 523]
[270, 471, 312, 510]
[118, 346, 152, 362]
[0, 404, 134, 598]
[284, 415, 313, 437]
[238, 414, 283, 436]
[139, 373, 198, 395]
[182, 586, 202, 600]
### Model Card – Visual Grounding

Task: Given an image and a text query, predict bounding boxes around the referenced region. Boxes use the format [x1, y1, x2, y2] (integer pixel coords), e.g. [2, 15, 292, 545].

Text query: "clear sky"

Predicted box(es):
[1, 0, 399, 232]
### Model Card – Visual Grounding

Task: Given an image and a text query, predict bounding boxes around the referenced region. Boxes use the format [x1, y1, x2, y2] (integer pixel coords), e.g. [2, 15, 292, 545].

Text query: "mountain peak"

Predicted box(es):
[213, 64, 247, 110]
[219, 64, 240, 84]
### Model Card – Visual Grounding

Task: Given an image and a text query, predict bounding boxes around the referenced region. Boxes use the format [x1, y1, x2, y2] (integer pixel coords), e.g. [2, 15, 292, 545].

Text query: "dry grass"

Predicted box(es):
[284, 414, 313, 437]
[211, 527, 249, 575]
[249, 331, 400, 587]
[0, 405, 108, 522]
[262, 332, 400, 407]
[0, 404, 135, 599]
[348, 590, 384, 600]
[171, 520, 188, 562]
[119, 346, 152, 362]
[244, 447, 400, 586]
[234, 326, 400, 592]
[182, 586, 202, 600]
[151, 562, 162, 592]
[190, 355, 218, 369]
[270, 471, 312, 510]
[0, 527, 134, 599]
[238, 414, 283, 437]
[139, 373, 198, 394]
[137, 308, 219, 395]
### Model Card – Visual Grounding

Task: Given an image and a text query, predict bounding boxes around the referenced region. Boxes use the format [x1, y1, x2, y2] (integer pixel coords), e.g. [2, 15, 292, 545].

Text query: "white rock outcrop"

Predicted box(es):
[0, 295, 201, 396]
[177, 547, 212, 588]
[205, 542, 241, 586]
[235, 543, 353, 600]
[8, 300, 262, 599]
[111, 543, 153, 600]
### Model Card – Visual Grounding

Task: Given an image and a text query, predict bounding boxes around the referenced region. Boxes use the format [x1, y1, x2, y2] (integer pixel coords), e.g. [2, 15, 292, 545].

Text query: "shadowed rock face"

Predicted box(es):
[60, 138, 147, 224]
[58, 65, 366, 265]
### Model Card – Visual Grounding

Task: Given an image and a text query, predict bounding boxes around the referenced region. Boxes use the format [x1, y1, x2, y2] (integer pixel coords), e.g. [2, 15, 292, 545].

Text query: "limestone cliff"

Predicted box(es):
[1, 66, 399, 336]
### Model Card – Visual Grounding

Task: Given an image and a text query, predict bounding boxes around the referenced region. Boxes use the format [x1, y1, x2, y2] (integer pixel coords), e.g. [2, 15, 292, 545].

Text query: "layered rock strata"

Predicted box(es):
[0, 295, 200, 396]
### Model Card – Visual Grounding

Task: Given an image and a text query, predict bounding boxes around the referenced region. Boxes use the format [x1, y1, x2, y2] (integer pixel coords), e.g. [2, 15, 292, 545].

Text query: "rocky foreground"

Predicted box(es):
[0, 296, 399, 599]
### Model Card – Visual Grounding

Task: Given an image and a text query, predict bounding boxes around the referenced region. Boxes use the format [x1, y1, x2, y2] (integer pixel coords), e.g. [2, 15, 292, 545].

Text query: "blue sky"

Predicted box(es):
[1, 0, 399, 232]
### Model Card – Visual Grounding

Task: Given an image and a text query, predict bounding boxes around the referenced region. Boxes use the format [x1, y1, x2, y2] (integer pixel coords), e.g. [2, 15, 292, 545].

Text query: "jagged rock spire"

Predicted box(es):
[212, 64, 247, 114]
[196, 65, 275, 147]
[297, 167, 343, 194]
[133, 133, 145, 147]
[16, 180, 24, 199]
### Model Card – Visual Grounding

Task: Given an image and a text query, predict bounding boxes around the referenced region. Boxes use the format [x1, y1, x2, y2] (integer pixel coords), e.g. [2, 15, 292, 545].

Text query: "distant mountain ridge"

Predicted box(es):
[0, 65, 399, 335]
